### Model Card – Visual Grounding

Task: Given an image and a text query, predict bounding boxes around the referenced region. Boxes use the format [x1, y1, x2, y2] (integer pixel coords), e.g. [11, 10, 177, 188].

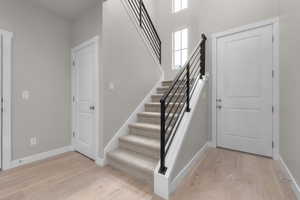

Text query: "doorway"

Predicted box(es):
[71, 37, 99, 160]
[212, 19, 279, 158]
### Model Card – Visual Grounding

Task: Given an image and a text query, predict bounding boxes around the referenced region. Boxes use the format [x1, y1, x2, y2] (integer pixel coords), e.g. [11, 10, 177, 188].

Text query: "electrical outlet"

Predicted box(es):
[30, 137, 37, 146]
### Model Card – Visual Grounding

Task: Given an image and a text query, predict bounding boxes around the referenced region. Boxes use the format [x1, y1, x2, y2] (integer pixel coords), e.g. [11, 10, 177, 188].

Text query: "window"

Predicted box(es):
[173, 0, 188, 13]
[173, 28, 188, 69]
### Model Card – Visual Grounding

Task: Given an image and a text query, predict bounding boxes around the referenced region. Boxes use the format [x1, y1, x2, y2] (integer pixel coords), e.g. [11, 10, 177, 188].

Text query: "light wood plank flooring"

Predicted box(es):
[0, 148, 296, 200]
[168, 148, 297, 200]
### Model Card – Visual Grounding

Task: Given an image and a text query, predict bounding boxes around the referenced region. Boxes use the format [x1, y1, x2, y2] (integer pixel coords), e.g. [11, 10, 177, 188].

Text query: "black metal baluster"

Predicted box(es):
[186, 63, 191, 112]
[139, 0, 142, 27]
[199, 43, 201, 77]
[200, 34, 207, 79]
[159, 99, 167, 174]
[159, 45, 162, 64]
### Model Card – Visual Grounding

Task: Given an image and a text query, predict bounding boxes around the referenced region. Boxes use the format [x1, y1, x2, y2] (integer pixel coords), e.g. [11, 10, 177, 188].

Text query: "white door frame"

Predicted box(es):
[71, 36, 100, 160]
[0, 29, 13, 170]
[211, 18, 279, 159]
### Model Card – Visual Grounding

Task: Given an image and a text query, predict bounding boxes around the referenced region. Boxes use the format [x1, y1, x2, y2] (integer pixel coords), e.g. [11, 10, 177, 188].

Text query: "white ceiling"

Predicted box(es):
[29, 0, 100, 21]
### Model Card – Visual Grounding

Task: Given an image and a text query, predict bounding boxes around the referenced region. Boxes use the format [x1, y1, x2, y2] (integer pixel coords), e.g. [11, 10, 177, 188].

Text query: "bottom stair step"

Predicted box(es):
[119, 134, 160, 159]
[107, 148, 158, 184]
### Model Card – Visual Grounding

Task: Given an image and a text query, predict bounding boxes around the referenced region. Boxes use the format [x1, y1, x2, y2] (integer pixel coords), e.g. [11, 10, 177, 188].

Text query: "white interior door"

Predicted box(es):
[72, 40, 97, 160]
[216, 25, 273, 157]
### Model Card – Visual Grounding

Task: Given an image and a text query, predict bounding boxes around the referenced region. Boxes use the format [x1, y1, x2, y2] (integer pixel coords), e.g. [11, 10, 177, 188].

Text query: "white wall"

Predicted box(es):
[170, 82, 209, 181]
[156, 0, 200, 80]
[143, 0, 158, 26]
[0, 0, 71, 160]
[71, 4, 102, 48]
[102, 0, 161, 156]
[279, 0, 300, 187]
[72, 0, 160, 158]
[156, 0, 279, 79]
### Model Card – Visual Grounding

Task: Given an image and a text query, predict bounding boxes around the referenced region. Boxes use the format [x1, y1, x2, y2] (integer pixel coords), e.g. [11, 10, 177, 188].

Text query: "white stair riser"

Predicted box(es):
[119, 139, 159, 159]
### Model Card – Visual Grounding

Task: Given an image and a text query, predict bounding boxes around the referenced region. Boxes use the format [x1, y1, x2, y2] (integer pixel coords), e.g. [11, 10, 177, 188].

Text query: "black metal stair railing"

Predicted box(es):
[128, 0, 162, 64]
[159, 34, 207, 174]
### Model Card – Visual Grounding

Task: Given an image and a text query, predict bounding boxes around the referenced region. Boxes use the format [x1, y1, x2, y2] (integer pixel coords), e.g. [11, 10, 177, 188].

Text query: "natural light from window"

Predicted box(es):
[173, 0, 188, 13]
[173, 28, 188, 69]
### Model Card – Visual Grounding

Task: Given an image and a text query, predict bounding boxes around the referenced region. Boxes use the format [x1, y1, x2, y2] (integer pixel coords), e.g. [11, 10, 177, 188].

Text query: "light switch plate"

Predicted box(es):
[22, 90, 30, 100]
[30, 137, 37, 146]
[109, 82, 115, 90]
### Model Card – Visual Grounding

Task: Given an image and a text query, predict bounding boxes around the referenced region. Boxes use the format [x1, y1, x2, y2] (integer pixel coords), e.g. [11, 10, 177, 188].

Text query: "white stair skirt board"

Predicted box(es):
[10, 146, 74, 169]
[154, 75, 209, 199]
[95, 157, 106, 167]
[278, 156, 300, 199]
[99, 75, 164, 167]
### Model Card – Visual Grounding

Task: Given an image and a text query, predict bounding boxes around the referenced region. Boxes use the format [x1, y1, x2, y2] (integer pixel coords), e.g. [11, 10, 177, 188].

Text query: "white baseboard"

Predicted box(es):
[9, 146, 74, 169]
[102, 76, 164, 164]
[207, 141, 216, 148]
[278, 156, 300, 199]
[170, 142, 209, 194]
[95, 157, 107, 167]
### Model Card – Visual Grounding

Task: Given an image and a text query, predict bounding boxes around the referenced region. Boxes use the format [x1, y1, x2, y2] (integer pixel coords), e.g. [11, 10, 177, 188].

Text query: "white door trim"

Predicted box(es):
[0, 29, 13, 170]
[211, 18, 279, 159]
[71, 36, 100, 160]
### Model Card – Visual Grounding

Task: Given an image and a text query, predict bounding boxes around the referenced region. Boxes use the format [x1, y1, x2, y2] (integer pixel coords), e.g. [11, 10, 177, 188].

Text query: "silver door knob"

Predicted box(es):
[90, 106, 95, 110]
[217, 105, 222, 109]
[216, 99, 222, 102]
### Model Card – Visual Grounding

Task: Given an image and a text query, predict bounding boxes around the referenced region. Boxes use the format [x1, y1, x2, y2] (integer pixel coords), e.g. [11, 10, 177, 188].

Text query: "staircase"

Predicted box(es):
[106, 0, 207, 189]
[106, 33, 207, 187]
[107, 80, 174, 184]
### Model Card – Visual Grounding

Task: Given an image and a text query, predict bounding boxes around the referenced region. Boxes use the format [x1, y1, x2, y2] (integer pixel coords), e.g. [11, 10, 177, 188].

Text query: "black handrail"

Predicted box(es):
[159, 34, 207, 174]
[128, 0, 162, 64]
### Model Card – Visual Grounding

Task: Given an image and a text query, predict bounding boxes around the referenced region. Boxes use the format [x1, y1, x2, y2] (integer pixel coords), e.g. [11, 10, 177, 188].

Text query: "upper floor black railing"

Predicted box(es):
[128, 0, 162, 64]
[159, 34, 207, 174]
